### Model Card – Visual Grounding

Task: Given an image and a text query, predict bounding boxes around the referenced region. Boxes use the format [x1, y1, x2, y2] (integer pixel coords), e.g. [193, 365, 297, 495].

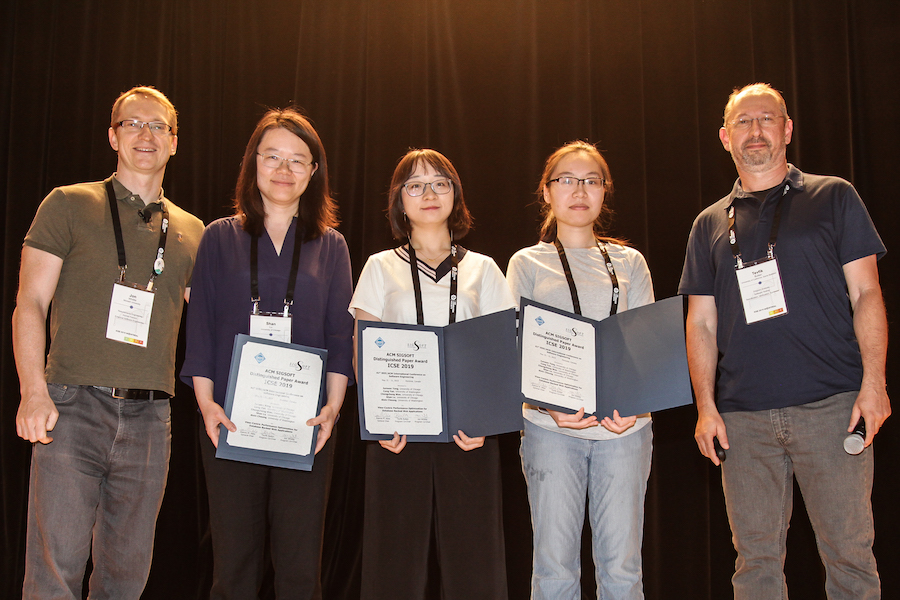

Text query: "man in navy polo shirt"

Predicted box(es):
[679, 83, 889, 599]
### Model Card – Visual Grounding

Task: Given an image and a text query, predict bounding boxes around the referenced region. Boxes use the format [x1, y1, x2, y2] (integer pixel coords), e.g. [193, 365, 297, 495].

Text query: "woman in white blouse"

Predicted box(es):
[350, 149, 514, 600]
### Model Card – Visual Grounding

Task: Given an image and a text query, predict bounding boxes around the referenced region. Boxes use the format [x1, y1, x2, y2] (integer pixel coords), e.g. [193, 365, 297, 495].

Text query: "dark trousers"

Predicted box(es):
[361, 437, 508, 600]
[200, 422, 335, 600]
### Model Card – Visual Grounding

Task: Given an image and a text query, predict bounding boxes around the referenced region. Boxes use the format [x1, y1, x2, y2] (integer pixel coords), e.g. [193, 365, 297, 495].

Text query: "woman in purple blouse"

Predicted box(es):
[181, 108, 353, 600]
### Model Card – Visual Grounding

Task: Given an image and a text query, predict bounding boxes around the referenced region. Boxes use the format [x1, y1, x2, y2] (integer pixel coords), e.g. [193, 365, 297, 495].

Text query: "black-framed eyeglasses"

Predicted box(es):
[548, 177, 605, 190]
[728, 115, 785, 130]
[257, 153, 315, 174]
[403, 179, 452, 197]
[115, 120, 173, 135]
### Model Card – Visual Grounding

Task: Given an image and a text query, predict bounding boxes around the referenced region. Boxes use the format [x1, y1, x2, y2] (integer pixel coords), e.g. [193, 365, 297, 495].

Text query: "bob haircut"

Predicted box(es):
[233, 107, 338, 241]
[537, 140, 623, 244]
[723, 82, 790, 125]
[111, 86, 178, 134]
[386, 149, 473, 241]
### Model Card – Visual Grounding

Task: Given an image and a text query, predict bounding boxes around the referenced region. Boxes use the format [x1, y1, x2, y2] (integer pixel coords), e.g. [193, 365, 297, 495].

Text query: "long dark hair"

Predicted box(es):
[537, 140, 624, 245]
[386, 149, 473, 241]
[233, 107, 338, 240]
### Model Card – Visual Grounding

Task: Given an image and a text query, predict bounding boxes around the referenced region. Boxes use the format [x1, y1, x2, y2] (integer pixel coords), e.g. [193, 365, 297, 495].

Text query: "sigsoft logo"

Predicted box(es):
[407, 340, 427, 351]
[565, 327, 584, 337]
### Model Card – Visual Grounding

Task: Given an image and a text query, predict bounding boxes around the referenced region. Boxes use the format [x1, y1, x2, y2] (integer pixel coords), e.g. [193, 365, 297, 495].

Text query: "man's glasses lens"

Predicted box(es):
[118, 120, 172, 135]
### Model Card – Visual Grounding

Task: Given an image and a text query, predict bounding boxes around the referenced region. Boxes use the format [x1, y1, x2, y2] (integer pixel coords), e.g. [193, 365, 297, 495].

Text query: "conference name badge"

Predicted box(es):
[106, 281, 155, 347]
[250, 313, 292, 343]
[735, 256, 788, 324]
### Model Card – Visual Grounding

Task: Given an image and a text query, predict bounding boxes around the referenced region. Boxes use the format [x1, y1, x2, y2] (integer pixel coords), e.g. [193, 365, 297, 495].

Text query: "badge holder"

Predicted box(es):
[103, 180, 168, 347]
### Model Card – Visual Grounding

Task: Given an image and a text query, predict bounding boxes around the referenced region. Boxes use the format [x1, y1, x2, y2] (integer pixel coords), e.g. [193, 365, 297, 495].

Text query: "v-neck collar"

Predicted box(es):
[394, 245, 467, 282]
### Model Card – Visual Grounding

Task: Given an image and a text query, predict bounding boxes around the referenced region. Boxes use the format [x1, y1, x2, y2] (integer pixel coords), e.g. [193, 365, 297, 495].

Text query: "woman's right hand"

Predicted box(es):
[198, 399, 236, 448]
[379, 432, 408, 454]
[548, 407, 598, 429]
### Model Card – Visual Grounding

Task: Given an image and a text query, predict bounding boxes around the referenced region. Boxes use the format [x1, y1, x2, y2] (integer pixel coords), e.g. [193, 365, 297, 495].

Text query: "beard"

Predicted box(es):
[738, 136, 773, 167]
[732, 135, 786, 173]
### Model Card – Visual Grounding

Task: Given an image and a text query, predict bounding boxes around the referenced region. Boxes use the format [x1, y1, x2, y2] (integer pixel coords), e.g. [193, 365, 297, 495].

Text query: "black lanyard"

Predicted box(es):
[105, 180, 169, 290]
[250, 218, 304, 317]
[553, 238, 619, 316]
[728, 183, 789, 269]
[407, 243, 459, 325]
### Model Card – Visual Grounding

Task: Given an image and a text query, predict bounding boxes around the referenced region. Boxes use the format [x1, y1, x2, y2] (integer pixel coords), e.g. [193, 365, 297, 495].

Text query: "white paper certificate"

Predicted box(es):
[361, 327, 443, 436]
[227, 340, 323, 455]
[521, 303, 597, 413]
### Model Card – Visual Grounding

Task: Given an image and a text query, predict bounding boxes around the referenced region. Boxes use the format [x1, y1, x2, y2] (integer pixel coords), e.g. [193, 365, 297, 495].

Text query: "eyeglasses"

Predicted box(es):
[403, 179, 452, 197]
[257, 153, 315, 174]
[548, 177, 605, 190]
[115, 120, 173, 135]
[728, 115, 784, 130]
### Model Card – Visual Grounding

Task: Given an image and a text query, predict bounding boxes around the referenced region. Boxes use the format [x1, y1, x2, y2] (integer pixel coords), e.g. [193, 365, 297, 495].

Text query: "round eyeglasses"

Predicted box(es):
[115, 120, 173, 135]
[257, 153, 315, 174]
[403, 179, 452, 197]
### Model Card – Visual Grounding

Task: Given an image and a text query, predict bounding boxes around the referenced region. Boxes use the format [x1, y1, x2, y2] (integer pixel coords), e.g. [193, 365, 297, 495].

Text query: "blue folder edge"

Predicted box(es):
[518, 296, 692, 418]
[216, 333, 328, 471]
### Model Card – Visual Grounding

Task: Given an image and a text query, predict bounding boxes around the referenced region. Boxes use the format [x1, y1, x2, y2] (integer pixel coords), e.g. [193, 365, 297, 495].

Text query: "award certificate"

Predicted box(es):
[223, 337, 324, 457]
[520, 303, 597, 414]
[361, 326, 443, 436]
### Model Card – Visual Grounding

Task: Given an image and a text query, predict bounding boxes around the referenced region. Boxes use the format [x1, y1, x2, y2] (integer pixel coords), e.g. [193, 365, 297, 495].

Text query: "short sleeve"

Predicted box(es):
[678, 212, 717, 296]
[835, 184, 886, 265]
[478, 257, 517, 315]
[349, 254, 386, 320]
[625, 249, 655, 308]
[24, 188, 75, 259]
[505, 250, 534, 305]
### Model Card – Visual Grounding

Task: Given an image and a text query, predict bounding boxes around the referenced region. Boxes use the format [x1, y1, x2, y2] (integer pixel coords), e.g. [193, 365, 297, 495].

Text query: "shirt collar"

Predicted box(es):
[727, 163, 804, 209]
[109, 174, 166, 207]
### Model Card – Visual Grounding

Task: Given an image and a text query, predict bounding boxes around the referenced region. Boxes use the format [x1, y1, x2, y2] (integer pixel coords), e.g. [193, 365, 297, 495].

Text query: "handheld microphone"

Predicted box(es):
[843, 418, 866, 455]
[713, 437, 727, 462]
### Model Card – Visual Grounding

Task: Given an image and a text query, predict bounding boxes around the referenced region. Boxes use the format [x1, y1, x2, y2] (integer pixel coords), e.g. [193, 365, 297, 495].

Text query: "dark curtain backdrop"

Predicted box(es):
[1, 1, 897, 598]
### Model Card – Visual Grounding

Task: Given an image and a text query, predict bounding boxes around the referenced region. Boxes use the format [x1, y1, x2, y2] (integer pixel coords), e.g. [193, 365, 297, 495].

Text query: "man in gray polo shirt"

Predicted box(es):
[13, 86, 203, 599]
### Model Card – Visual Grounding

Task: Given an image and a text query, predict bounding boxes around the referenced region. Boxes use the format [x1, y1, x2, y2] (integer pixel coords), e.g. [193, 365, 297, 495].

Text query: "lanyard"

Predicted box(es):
[250, 219, 304, 317]
[553, 238, 619, 316]
[728, 183, 790, 269]
[105, 180, 169, 290]
[407, 243, 459, 325]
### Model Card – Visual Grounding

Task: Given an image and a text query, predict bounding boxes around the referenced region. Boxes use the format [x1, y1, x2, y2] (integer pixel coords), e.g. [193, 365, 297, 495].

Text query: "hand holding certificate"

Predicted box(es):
[357, 309, 524, 442]
[521, 304, 597, 414]
[520, 296, 693, 418]
[216, 334, 328, 471]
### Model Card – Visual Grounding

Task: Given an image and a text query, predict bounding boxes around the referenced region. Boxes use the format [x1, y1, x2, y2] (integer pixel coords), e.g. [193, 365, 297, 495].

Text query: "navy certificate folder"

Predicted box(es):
[216, 334, 327, 471]
[519, 296, 692, 418]
[357, 309, 524, 442]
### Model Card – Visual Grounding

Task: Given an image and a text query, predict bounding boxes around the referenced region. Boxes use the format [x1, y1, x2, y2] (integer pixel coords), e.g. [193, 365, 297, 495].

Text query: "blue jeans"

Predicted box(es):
[521, 419, 652, 600]
[23, 384, 171, 600]
[720, 391, 880, 600]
